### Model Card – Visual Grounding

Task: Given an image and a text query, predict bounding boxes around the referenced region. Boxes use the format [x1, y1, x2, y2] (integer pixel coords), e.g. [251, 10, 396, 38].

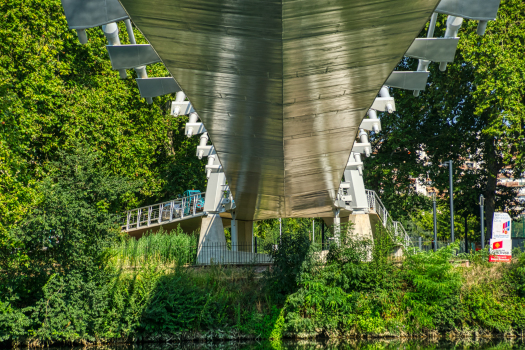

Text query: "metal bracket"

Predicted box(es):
[136, 77, 181, 98]
[61, 0, 128, 29]
[436, 0, 501, 20]
[359, 119, 381, 132]
[352, 142, 371, 155]
[405, 38, 459, 62]
[196, 145, 216, 157]
[172, 101, 195, 116]
[185, 122, 206, 136]
[371, 97, 396, 112]
[386, 71, 429, 91]
[106, 44, 161, 70]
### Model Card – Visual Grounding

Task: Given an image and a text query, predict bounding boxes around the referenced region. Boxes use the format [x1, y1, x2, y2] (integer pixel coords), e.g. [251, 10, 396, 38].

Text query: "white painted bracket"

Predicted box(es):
[371, 97, 396, 112]
[359, 119, 381, 132]
[171, 101, 195, 116]
[196, 145, 216, 158]
[352, 142, 371, 156]
[185, 122, 207, 136]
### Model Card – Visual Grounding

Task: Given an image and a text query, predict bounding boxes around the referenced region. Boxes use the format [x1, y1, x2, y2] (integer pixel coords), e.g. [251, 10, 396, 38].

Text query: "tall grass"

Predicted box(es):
[110, 226, 198, 268]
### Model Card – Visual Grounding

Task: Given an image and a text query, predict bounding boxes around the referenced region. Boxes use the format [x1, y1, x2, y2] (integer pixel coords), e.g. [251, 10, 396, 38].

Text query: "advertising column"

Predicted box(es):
[489, 212, 512, 262]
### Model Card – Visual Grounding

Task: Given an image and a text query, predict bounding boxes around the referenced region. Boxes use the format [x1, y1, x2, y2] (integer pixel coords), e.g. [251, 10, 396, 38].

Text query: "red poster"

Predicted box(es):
[489, 255, 512, 262]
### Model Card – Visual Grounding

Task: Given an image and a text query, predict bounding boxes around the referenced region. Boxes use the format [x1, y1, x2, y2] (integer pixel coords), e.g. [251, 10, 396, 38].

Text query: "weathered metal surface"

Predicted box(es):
[118, 0, 440, 220]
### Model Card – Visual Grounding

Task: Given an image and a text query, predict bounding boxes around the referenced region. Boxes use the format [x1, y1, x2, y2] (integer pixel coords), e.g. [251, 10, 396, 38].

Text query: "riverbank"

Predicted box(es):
[2, 228, 525, 348]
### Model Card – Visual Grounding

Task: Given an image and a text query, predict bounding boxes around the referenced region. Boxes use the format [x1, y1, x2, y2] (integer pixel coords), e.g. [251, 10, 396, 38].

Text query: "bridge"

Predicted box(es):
[60, 0, 502, 262]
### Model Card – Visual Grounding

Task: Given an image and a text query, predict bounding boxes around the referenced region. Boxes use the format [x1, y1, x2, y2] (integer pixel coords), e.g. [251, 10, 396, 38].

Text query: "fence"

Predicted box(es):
[365, 190, 412, 248]
[407, 237, 451, 252]
[120, 192, 205, 231]
[194, 242, 272, 265]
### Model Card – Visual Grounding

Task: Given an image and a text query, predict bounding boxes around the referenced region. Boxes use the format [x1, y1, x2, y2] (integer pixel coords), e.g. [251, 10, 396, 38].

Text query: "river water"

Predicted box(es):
[52, 339, 525, 350]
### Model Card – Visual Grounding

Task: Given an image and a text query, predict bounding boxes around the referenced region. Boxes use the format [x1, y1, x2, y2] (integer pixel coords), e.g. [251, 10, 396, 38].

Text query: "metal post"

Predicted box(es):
[418, 236, 422, 251]
[137, 209, 141, 228]
[322, 220, 325, 249]
[231, 212, 237, 252]
[251, 223, 254, 253]
[449, 160, 454, 242]
[279, 218, 282, 242]
[465, 215, 468, 254]
[480, 195, 485, 249]
[312, 220, 315, 243]
[433, 192, 437, 252]
[124, 19, 136, 44]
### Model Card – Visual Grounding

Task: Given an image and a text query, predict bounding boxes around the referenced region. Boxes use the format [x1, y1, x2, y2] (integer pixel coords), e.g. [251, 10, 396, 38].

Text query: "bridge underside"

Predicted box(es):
[118, 0, 439, 221]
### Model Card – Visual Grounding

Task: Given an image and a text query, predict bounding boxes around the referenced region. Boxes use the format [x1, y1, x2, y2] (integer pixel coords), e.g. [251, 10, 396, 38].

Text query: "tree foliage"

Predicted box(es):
[0, 146, 139, 302]
[367, 0, 525, 236]
[0, 0, 206, 238]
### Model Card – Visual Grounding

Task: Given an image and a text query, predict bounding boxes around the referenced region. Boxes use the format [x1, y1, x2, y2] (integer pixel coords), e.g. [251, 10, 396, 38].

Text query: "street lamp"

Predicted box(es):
[441, 160, 454, 242]
[432, 191, 437, 252]
[480, 194, 485, 249]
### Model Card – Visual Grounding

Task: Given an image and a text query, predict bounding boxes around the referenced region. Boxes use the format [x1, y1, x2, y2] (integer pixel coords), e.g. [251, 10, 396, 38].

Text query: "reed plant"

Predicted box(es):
[110, 226, 198, 268]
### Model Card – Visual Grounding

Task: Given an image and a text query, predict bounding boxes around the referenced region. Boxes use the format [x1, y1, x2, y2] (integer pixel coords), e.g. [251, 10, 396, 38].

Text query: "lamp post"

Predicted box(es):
[432, 191, 438, 252]
[442, 160, 454, 242]
[480, 195, 485, 249]
[279, 218, 282, 242]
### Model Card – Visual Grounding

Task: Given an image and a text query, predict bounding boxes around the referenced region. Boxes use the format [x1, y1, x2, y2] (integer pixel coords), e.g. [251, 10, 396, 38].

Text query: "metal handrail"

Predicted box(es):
[120, 192, 206, 231]
[365, 189, 412, 249]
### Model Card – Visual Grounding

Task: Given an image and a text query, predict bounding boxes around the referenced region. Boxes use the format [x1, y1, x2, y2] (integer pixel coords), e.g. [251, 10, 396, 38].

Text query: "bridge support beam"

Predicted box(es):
[197, 213, 226, 264]
[198, 213, 226, 246]
[348, 213, 376, 241]
[236, 220, 254, 252]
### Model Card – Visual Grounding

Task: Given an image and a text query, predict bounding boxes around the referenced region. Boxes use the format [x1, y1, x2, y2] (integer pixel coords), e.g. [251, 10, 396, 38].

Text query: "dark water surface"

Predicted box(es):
[50, 339, 525, 350]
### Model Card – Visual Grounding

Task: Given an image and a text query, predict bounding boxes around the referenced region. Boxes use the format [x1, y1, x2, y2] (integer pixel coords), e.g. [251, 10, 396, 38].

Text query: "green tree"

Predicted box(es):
[367, 0, 525, 238]
[0, 0, 206, 238]
[1, 146, 139, 303]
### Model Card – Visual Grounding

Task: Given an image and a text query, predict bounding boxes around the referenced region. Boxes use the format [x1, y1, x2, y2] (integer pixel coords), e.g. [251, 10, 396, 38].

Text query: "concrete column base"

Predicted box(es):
[237, 220, 253, 252]
[348, 214, 375, 241]
[198, 213, 226, 246]
[197, 214, 226, 264]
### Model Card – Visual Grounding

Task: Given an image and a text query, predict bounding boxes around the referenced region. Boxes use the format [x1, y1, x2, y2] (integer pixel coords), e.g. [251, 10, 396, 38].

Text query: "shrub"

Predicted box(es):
[1, 145, 139, 305]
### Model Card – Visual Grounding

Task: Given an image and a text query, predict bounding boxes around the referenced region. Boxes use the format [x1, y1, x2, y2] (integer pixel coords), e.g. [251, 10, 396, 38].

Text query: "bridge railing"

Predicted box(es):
[365, 189, 412, 249]
[120, 192, 205, 231]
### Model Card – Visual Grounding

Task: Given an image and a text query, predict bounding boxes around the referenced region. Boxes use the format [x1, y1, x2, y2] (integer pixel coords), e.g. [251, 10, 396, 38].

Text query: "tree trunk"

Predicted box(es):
[484, 138, 502, 241]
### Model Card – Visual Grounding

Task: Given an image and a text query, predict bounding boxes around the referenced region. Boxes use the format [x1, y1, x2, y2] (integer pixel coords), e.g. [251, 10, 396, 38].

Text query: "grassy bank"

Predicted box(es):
[3, 225, 525, 347]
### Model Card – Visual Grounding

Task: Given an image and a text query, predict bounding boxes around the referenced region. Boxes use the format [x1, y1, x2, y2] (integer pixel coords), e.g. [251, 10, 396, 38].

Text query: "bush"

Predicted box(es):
[264, 226, 312, 302]
[1, 145, 139, 306]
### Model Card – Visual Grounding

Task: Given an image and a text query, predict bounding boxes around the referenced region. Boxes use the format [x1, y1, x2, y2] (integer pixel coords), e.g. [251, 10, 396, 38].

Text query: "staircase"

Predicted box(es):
[365, 190, 413, 249]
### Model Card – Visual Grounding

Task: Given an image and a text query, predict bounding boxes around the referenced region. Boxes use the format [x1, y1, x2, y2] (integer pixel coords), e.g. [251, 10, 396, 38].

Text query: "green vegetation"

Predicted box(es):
[0, 0, 207, 237]
[2, 154, 525, 346]
[366, 0, 525, 239]
[109, 227, 198, 268]
[2, 0, 525, 347]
